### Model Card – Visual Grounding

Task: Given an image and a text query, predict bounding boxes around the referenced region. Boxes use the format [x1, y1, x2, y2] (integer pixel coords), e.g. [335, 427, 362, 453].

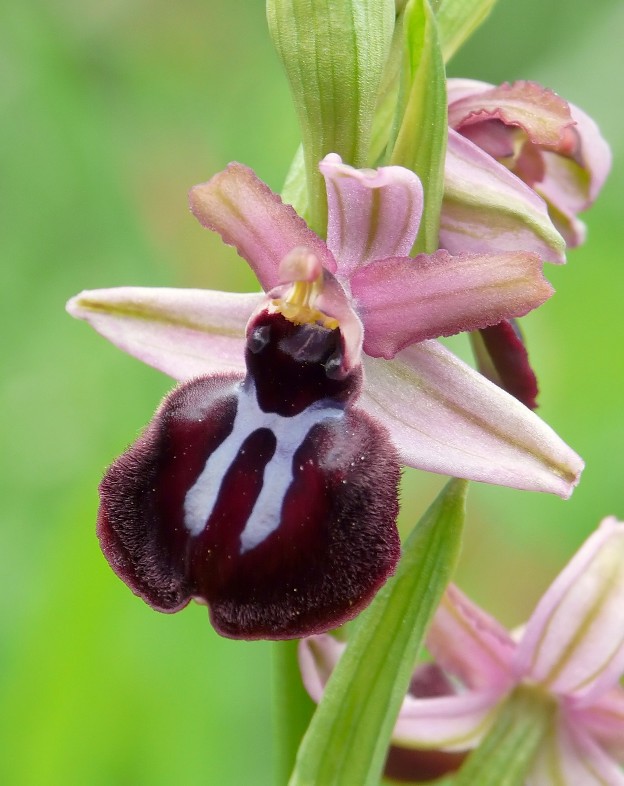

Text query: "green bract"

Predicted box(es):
[436, 0, 498, 62]
[267, 0, 395, 234]
[390, 0, 447, 253]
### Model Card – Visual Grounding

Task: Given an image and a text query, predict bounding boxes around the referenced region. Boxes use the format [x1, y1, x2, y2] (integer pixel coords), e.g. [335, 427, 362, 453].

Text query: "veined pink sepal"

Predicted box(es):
[189, 163, 337, 292]
[66, 287, 260, 379]
[350, 249, 552, 359]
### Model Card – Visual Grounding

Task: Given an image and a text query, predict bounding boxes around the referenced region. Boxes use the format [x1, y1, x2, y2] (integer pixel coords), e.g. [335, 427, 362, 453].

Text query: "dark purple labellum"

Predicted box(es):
[475, 319, 539, 410]
[384, 746, 467, 783]
[98, 311, 400, 639]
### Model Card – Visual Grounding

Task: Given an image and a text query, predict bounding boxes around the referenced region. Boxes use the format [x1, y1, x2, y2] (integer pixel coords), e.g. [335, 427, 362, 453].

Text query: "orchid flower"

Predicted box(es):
[441, 80, 611, 411]
[447, 79, 612, 249]
[67, 154, 582, 640]
[301, 517, 624, 784]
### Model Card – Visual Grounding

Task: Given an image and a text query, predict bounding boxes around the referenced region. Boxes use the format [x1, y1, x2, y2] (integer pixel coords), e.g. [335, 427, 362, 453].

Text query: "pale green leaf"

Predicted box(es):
[267, 0, 395, 235]
[288, 479, 468, 786]
[391, 0, 447, 254]
[368, 6, 406, 166]
[436, 0, 498, 63]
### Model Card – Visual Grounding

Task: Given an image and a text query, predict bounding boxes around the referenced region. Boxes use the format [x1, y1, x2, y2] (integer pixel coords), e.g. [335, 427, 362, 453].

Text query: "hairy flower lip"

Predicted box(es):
[96, 331, 403, 640]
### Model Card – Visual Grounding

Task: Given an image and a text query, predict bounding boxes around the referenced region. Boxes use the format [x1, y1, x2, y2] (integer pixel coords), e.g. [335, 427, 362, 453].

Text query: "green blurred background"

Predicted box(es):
[2, 0, 623, 783]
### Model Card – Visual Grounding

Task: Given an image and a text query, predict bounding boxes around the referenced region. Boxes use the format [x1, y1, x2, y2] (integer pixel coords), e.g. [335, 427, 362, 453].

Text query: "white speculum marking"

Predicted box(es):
[183, 382, 344, 553]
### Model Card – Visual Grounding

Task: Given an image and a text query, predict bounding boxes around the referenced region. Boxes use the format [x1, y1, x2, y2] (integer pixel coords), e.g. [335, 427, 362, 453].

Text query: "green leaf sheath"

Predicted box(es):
[289, 479, 468, 786]
[278, 0, 498, 232]
[273, 640, 317, 786]
[453, 686, 556, 786]
[267, 0, 395, 235]
[368, 5, 407, 166]
[436, 0, 498, 63]
[391, 0, 447, 254]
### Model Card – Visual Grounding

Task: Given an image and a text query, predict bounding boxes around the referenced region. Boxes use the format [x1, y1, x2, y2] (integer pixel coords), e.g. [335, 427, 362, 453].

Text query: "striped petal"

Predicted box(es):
[514, 518, 624, 703]
[66, 287, 261, 379]
[536, 155, 589, 248]
[189, 163, 336, 292]
[442, 130, 566, 263]
[360, 340, 583, 497]
[573, 687, 624, 761]
[393, 690, 503, 751]
[350, 250, 552, 359]
[427, 584, 516, 692]
[528, 719, 624, 786]
[320, 153, 424, 280]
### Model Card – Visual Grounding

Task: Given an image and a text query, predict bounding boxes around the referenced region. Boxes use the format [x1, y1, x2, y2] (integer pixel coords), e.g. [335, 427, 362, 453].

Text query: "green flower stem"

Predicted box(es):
[273, 640, 316, 786]
[453, 686, 556, 786]
[288, 479, 468, 786]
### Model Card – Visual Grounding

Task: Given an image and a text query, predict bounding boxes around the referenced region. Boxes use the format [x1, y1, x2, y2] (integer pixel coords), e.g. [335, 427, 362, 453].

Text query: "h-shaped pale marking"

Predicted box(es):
[183, 382, 344, 553]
